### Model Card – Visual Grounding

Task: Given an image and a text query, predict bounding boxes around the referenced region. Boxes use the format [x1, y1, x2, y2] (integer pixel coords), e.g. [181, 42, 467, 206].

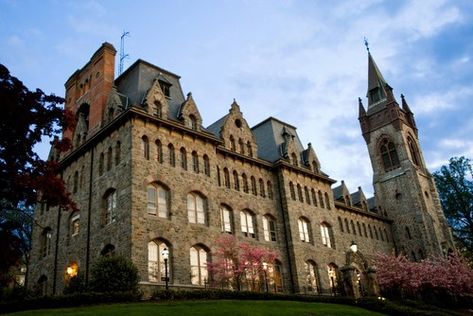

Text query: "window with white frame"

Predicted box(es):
[148, 240, 170, 282]
[70, 213, 80, 237]
[187, 193, 206, 224]
[320, 223, 332, 248]
[263, 215, 277, 241]
[298, 218, 310, 242]
[305, 261, 319, 294]
[190, 246, 208, 285]
[147, 184, 169, 218]
[220, 205, 233, 233]
[240, 210, 256, 238]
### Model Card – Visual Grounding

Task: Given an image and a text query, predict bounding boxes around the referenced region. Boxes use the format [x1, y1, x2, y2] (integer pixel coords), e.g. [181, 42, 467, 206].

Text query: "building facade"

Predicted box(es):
[28, 43, 454, 296]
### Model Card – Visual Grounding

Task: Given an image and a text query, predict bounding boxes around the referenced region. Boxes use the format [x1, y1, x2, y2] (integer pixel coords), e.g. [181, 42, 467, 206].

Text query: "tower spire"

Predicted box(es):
[366, 52, 388, 105]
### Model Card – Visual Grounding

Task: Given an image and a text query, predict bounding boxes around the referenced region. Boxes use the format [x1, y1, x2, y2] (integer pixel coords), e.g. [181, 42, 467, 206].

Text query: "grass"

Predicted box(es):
[6, 300, 385, 316]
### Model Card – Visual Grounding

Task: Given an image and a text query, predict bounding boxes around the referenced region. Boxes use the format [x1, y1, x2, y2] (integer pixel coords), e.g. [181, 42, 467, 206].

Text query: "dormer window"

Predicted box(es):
[159, 81, 171, 98]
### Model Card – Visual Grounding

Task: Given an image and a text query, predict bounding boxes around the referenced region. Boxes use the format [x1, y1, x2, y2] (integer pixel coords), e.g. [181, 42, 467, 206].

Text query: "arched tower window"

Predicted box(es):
[380, 138, 400, 171]
[156, 140, 163, 163]
[168, 144, 175, 167]
[180, 147, 187, 170]
[192, 151, 199, 173]
[203, 155, 210, 176]
[407, 136, 421, 166]
[233, 171, 240, 191]
[267, 181, 273, 199]
[148, 240, 171, 283]
[259, 179, 265, 197]
[305, 261, 319, 294]
[142, 136, 150, 160]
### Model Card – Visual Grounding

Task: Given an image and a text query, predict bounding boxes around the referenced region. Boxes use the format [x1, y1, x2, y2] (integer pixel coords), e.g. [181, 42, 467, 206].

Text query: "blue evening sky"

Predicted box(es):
[1, 0, 472, 195]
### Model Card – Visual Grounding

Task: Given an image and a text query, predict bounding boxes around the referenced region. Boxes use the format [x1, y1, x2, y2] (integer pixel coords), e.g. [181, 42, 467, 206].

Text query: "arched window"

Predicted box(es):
[263, 215, 277, 242]
[220, 205, 233, 234]
[304, 187, 311, 205]
[37, 275, 48, 296]
[41, 227, 52, 257]
[408, 137, 421, 166]
[104, 189, 117, 225]
[379, 227, 385, 241]
[148, 240, 171, 283]
[224, 168, 230, 188]
[190, 245, 208, 285]
[155, 101, 162, 118]
[311, 188, 318, 206]
[107, 146, 112, 171]
[384, 228, 390, 242]
[192, 151, 199, 173]
[187, 192, 206, 224]
[70, 212, 80, 237]
[259, 179, 265, 197]
[247, 141, 253, 157]
[357, 222, 362, 236]
[79, 166, 84, 189]
[298, 217, 311, 242]
[229, 135, 236, 151]
[180, 147, 187, 170]
[203, 155, 210, 176]
[233, 171, 240, 191]
[142, 136, 150, 160]
[156, 140, 163, 163]
[242, 173, 249, 193]
[297, 184, 303, 202]
[99, 152, 104, 176]
[217, 166, 221, 186]
[240, 210, 256, 238]
[268, 261, 283, 293]
[368, 224, 373, 238]
[305, 261, 319, 294]
[239, 138, 245, 154]
[325, 193, 331, 210]
[338, 217, 344, 232]
[147, 183, 169, 218]
[374, 226, 379, 240]
[101, 244, 115, 256]
[320, 223, 333, 248]
[267, 181, 273, 199]
[291, 153, 298, 166]
[380, 138, 400, 171]
[345, 218, 350, 233]
[363, 223, 368, 237]
[73, 171, 79, 193]
[168, 143, 175, 166]
[318, 191, 324, 208]
[327, 263, 338, 295]
[350, 220, 356, 235]
[289, 182, 296, 200]
[250, 176, 257, 195]
[189, 114, 197, 131]
[115, 141, 121, 165]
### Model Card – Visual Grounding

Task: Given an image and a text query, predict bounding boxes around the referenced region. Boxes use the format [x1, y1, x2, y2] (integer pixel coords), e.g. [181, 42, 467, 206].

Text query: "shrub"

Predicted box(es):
[89, 256, 139, 293]
[63, 274, 87, 294]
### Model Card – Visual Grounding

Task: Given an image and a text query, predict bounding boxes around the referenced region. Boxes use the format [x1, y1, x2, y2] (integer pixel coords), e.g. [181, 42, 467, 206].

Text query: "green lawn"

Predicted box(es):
[6, 300, 385, 316]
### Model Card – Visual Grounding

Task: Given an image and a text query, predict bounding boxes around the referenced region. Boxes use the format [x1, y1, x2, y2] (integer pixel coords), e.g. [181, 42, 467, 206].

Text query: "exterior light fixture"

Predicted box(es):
[161, 247, 170, 290]
[350, 241, 358, 253]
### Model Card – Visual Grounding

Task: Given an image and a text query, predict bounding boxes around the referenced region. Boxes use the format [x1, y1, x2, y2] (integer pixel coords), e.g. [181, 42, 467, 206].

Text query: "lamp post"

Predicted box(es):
[350, 241, 358, 253]
[262, 262, 269, 293]
[161, 247, 169, 290]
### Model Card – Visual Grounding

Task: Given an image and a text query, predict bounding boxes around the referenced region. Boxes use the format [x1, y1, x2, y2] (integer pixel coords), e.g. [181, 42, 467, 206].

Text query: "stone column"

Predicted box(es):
[340, 265, 359, 298]
[365, 268, 380, 297]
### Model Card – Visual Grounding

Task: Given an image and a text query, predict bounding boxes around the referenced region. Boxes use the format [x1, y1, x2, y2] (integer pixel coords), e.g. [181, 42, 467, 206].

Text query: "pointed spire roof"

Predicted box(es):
[367, 52, 387, 93]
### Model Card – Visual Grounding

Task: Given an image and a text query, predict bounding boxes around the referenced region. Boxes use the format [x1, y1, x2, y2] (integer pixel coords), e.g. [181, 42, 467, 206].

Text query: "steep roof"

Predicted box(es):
[206, 114, 228, 138]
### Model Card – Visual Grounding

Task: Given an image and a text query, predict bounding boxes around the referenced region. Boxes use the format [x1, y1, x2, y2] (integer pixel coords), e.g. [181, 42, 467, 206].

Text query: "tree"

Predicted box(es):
[0, 64, 75, 288]
[433, 156, 473, 258]
[207, 235, 277, 291]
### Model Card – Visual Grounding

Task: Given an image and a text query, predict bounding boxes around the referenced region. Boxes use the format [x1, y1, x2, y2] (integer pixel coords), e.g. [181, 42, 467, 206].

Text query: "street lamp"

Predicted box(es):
[262, 262, 269, 293]
[161, 247, 170, 290]
[350, 241, 358, 253]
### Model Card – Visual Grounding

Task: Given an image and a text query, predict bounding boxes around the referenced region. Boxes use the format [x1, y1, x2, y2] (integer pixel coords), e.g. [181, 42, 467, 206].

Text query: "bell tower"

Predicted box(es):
[358, 51, 454, 259]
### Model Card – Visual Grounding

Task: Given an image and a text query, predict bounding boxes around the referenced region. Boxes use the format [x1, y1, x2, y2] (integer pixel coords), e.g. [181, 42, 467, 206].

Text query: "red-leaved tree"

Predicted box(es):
[208, 235, 278, 291]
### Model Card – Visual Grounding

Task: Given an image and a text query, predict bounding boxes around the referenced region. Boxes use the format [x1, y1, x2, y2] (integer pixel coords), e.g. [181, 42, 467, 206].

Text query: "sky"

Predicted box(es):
[1, 0, 473, 196]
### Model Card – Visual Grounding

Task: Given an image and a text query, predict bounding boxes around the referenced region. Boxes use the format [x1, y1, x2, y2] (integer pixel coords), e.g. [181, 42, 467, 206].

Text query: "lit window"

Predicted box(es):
[327, 263, 338, 294]
[148, 240, 170, 283]
[70, 213, 80, 237]
[298, 218, 310, 242]
[147, 184, 169, 218]
[190, 246, 208, 285]
[320, 223, 332, 248]
[263, 215, 277, 241]
[187, 193, 206, 224]
[220, 205, 233, 233]
[305, 261, 319, 294]
[104, 189, 117, 225]
[240, 210, 256, 238]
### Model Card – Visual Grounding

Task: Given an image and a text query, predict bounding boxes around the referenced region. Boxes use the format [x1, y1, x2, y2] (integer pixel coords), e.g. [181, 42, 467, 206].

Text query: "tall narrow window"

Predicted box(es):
[240, 210, 256, 238]
[247, 141, 253, 157]
[405, 226, 412, 239]
[304, 187, 311, 205]
[180, 147, 187, 170]
[384, 228, 390, 242]
[239, 138, 244, 154]
[104, 189, 117, 225]
[325, 193, 331, 210]
[233, 171, 240, 191]
[297, 184, 303, 202]
[259, 179, 265, 197]
[318, 191, 324, 208]
[374, 227, 379, 240]
[142, 136, 150, 160]
[156, 140, 163, 163]
[190, 246, 208, 285]
[187, 192, 206, 224]
[189, 114, 197, 130]
[320, 223, 332, 248]
[305, 261, 319, 294]
[327, 264, 338, 294]
[168, 144, 175, 167]
[155, 101, 162, 118]
[351, 220, 356, 235]
[242, 173, 249, 193]
[408, 137, 421, 166]
[338, 217, 344, 232]
[250, 176, 257, 196]
[73, 171, 78, 193]
[345, 218, 350, 233]
[115, 141, 121, 165]
[229, 135, 236, 151]
[312, 161, 319, 173]
[224, 168, 230, 189]
[363, 223, 368, 237]
[380, 138, 400, 171]
[368, 224, 373, 238]
[220, 205, 233, 234]
[263, 215, 277, 241]
[217, 166, 221, 186]
[148, 240, 170, 282]
[203, 155, 210, 176]
[99, 153, 104, 176]
[147, 184, 169, 218]
[298, 217, 310, 242]
[192, 151, 199, 173]
[291, 153, 298, 166]
[41, 228, 52, 257]
[70, 212, 80, 237]
[289, 182, 296, 200]
[106, 146, 112, 171]
[267, 181, 273, 199]
[357, 222, 362, 236]
[311, 189, 318, 206]
[379, 227, 385, 241]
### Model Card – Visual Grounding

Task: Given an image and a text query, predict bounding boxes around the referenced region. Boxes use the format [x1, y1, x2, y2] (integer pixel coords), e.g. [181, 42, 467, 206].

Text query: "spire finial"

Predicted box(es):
[364, 37, 370, 53]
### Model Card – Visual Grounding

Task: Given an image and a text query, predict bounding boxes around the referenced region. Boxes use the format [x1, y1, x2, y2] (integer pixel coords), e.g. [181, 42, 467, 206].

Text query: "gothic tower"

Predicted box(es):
[358, 52, 454, 259]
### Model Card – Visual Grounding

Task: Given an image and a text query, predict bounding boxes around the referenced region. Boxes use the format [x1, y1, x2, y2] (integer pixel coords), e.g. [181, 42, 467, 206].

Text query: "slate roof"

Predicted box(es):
[332, 184, 344, 200]
[367, 197, 377, 211]
[206, 115, 228, 138]
[251, 117, 304, 163]
[351, 191, 362, 206]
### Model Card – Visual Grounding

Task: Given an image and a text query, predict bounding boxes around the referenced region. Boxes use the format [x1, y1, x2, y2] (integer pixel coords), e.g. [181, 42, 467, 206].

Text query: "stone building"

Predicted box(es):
[28, 42, 454, 296]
